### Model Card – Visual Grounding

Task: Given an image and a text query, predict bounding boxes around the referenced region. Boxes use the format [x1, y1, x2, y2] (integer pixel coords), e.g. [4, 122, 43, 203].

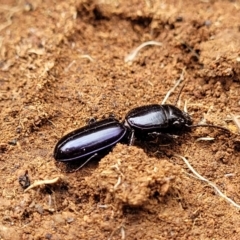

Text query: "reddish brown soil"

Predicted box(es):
[1, 0, 240, 239]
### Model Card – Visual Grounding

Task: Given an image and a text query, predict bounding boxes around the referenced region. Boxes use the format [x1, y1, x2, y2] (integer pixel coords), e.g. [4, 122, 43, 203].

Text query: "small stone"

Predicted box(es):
[45, 233, 52, 239]
[61, 211, 75, 224]
[35, 204, 44, 215]
[83, 215, 92, 223]
[53, 214, 65, 226]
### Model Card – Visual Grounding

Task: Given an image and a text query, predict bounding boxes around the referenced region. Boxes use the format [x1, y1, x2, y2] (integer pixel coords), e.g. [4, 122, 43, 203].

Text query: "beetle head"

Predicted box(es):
[182, 111, 193, 126]
[171, 112, 192, 131]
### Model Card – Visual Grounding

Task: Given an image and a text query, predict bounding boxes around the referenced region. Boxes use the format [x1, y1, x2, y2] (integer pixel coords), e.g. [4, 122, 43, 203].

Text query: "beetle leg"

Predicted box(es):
[129, 129, 135, 146]
[148, 132, 162, 137]
[87, 117, 97, 125]
[73, 153, 98, 172]
[148, 132, 178, 140]
[148, 132, 163, 141]
[165, 133, 179, 139]
[108, 113, 115, 119]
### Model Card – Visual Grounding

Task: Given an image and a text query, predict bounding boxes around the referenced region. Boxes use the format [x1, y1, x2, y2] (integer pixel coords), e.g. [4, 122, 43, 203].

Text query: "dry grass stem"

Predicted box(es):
[108, 223, 125, 240]
[24, 177, 61, 192]
[181, 41, 200, 59]
[161, 68, 185, 104]
[124, 41, 162, 63]
[175, 154, 240, 209]
[121, 226, 126, 240]
[114, 176, 122, 190]
[64, 60, 76, 72]
[196, 137, 215, 142]
[97, 204, 109, 208]
[0, 5, 22, 32]
[225, 173, 235, 177]
[79, 54, 94, 62]
[184, 100, 188, 113]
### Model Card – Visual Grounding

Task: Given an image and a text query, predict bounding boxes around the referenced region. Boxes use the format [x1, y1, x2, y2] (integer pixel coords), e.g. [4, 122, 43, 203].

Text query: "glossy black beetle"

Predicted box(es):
[124, 103, 229, 144]
[54, 85, 230, 170]
[54, 118, 130, 170]
[124, 104, 192, 144]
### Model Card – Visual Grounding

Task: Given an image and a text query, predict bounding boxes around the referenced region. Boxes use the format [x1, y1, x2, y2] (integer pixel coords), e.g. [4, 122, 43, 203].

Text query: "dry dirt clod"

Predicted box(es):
[86, 144, 181, 209]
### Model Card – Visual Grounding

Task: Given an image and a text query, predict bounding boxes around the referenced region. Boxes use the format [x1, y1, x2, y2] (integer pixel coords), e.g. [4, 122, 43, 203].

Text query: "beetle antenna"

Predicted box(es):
[186, 124, 230, 133]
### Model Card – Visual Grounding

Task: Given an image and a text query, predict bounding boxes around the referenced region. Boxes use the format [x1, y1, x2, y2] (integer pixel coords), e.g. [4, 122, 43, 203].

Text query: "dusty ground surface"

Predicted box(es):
[1, 0, 240, 239]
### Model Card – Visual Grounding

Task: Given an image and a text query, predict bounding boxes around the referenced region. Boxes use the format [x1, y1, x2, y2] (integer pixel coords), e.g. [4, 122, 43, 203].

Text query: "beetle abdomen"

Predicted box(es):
[54, 118, 128, 162]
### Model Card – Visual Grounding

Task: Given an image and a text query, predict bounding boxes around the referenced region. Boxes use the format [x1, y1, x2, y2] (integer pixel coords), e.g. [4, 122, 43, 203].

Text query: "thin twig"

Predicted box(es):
[97, 204, 109, 209]
[108, 222, 125, 240]
[225, 173, 235, 178]
[196, 137, 215, 142]
[161, 68, 185, 104]
[121, 226, 126, 240]
[64, 60, 76, 72]
[79, 54, 94, 62]
[114, 176, 121, 190]
[181, 41, 200, 59]
[175, 154, 240, 209]
[24, 177, 61, 192]
[124, 41, 162, 63]
[0, 5, 22, 32]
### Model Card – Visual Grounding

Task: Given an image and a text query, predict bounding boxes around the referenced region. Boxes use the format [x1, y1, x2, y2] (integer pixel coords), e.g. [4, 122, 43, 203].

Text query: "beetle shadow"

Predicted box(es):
[133, 133, 188, 160]
[137, 128, 234, 162]
[55, 149, 112, 173]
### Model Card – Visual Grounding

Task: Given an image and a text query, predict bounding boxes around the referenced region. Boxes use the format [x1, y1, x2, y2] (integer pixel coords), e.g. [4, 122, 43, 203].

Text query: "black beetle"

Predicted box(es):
[124, 104, 192, 144]
[54, 84, 230, 170]
[54, 118, 130, 170]
[124, 103, 229, 144]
